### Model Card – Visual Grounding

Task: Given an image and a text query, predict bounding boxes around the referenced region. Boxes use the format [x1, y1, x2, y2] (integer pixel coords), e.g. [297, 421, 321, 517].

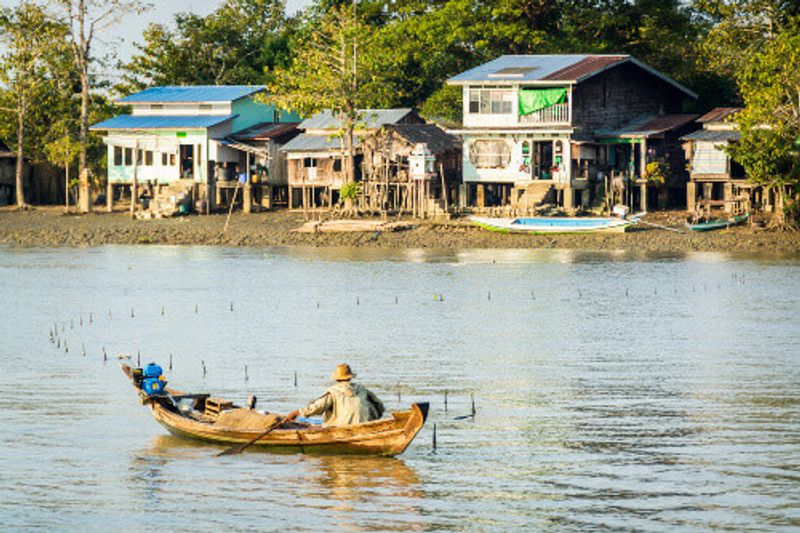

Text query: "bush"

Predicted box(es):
[340, 181, 362, 201]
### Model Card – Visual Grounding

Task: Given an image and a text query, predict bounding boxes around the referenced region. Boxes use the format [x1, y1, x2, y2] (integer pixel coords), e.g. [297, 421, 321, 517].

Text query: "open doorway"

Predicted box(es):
[532, 141, 553, 179]
[179, 145, 194, 179]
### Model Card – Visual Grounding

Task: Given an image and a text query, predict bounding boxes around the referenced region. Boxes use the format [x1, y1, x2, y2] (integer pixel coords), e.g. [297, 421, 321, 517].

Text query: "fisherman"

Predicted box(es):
[285, 364, 385, 427]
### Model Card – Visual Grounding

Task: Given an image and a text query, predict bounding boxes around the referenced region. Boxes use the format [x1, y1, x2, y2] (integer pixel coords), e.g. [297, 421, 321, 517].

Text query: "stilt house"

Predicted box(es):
[681, 108, 752, 214]
[280, 109, 422, 211]
[446, 55, 699, 213]
[91, 86, 300, 213]
[361, 123, 462, 216]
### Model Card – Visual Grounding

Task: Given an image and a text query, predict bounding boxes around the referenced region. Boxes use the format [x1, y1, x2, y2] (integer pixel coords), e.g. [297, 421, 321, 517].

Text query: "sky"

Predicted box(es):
[0, 0, 314, 65]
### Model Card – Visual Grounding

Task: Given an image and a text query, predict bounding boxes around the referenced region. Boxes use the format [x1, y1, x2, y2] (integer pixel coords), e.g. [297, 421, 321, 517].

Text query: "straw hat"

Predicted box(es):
[331, 363, 355, 381]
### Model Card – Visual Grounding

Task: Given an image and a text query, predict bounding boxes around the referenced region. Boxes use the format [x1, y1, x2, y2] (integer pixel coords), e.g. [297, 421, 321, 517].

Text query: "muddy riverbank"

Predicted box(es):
[2, 207, 799, 255]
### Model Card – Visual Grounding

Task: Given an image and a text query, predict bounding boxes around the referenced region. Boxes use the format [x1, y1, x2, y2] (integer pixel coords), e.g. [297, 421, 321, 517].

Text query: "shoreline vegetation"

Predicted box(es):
[2, 207, 799, 256]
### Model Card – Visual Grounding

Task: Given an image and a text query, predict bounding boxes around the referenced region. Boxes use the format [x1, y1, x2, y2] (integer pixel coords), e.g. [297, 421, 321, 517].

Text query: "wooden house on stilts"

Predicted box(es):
[361, 123, 461, 217]
[280, 109, 423, 213]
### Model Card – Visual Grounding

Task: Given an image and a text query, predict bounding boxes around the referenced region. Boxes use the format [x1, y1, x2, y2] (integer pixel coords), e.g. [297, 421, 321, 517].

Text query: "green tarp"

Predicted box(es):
[519, 88, 567, 115]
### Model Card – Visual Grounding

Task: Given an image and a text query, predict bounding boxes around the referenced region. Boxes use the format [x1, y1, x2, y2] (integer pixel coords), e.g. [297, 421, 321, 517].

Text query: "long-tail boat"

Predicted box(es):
[121, 364, 429, 456]
[470, 214, 643, 234]
[686, 212, 749, 232]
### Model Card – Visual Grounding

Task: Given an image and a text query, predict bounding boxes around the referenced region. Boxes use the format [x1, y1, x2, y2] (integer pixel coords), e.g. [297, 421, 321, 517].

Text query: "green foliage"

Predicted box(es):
[118, 0, 291, 91]
[644, 161, 668, 186]
[0, 4, 72, 162]
[720, 16, 800, 226]
[340, 181, 362, 200]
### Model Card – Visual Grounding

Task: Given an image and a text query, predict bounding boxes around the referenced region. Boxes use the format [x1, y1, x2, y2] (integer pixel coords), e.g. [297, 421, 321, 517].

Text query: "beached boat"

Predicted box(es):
[687, 213, 749, 232]
[121, 364, 428, 456]
[470, 214, 642, 234]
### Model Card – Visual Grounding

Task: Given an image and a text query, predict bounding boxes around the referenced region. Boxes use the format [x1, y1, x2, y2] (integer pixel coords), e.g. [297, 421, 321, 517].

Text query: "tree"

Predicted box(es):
[52, 0, 149, 213]
[45, 121, 82, 211]
[727, 25, 800, 227]
[118, 0, 291, 91]
[0, 3, 69, 208]
[264, 4, 389, 184]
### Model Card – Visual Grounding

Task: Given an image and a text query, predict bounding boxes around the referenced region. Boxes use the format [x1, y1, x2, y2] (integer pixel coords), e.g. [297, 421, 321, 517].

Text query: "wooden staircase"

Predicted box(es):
[513, 181, 554, 211]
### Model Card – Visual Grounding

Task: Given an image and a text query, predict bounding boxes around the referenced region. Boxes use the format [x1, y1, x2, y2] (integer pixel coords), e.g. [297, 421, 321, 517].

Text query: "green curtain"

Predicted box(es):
[519, 88, 567, 115]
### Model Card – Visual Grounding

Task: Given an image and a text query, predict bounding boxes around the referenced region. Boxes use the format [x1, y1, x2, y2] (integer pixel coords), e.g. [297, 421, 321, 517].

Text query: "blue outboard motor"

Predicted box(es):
[142, 363, 167, 396]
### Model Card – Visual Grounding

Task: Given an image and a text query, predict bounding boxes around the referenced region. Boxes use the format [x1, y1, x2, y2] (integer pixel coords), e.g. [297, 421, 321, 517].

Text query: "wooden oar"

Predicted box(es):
[217, 416, 287, 457]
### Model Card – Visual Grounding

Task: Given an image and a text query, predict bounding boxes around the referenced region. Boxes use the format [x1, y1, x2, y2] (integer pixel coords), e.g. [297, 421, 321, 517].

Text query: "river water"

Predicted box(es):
[0, 246, 798, 531]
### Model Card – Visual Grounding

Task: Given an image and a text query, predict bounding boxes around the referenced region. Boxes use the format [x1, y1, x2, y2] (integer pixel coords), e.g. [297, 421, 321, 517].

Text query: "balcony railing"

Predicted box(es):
[519, 103, 570, 125]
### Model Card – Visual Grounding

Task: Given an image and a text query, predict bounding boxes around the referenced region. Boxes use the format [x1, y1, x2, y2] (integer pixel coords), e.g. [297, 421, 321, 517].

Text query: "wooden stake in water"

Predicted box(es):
[169, 353, 173, 371]
[471, 393, 476, 417]
[195, 304, 198, 314]
[137, 351, 140, 367]
[488, 291, 491, 301]
[64, 340, 68, 353]
[230, 301, 234, 312]
[294, 371, 297, 388]
[202, 360, 207, 378]
[89, 312, 93, 324]
[432, 422, 437, 451]
[81, 343, 86, 357]
[80, 316, 83, 326]
[131, 308, 135, 318]
[103, 347, 107, 362]
[57, 338, 61, 349]
[161, 305, 165, 316]
[244, 364, 249, 382]
[444, 390, 448, 412]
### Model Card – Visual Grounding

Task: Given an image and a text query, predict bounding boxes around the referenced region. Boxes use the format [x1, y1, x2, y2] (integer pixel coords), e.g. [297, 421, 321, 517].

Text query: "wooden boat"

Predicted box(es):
[121, 364, 429, 456]
[687, 213, 749, 232]
[470, 214, 642, 234]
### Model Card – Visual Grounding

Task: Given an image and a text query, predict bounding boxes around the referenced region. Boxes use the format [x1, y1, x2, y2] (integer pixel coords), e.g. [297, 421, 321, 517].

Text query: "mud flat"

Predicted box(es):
[2, 207, 799, 255]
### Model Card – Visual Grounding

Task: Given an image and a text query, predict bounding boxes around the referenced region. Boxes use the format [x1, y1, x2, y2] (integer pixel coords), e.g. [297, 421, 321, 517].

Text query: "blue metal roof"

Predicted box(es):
[118, 86, 265, 104]
[280, 133, 362, 153]
[448, 55, 593, 83]
[90, 114, 237, 130]
[300, 109, 414, 130]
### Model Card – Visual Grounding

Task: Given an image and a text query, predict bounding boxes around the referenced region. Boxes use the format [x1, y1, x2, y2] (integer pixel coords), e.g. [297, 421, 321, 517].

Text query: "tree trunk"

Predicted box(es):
[64, 163, 70, 212]
[15, 99, 26, 209]
[78, 68, 91, 212]
[345, 122, 355, 184]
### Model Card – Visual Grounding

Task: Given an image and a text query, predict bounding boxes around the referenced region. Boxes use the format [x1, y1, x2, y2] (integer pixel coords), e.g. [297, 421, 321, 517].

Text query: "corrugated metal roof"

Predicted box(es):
[300, 109, 414, 130]
[596, 114, 699, 138]
[387, 124, 460, 154]
[681, 129, 741, 142]
[543, 55, 628, 81]
[232, 122, 300, 141]
[697, 107, 741, 123]
[90, 114, 237, 130]
[118, 86, 265, 104]
[448, 55, 697, 98]
[449, 55, 593, 83]
[281, 133, 362, 153]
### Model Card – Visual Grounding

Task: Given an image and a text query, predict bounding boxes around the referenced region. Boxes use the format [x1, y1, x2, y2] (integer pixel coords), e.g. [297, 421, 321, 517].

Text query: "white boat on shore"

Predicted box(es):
[470, 214, 643, 234]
